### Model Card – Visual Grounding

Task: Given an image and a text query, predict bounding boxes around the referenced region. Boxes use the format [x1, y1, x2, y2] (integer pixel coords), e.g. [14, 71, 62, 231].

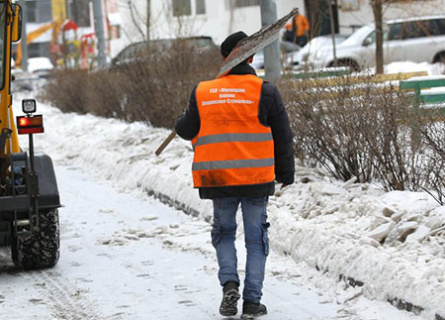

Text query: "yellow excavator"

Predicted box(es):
[0, 0, 61, 269]
[14, 19, 62, 67]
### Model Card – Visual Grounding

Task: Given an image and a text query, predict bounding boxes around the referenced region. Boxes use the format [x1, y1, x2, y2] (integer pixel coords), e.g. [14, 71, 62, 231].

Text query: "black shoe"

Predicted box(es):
[241, 301, 267, 320]
[219, 281, 240, 316]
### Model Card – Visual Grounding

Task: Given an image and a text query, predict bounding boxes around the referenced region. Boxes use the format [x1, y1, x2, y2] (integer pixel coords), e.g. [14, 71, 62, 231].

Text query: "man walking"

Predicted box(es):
[175, 31, 295, 319]
[284, 12, 310, 47]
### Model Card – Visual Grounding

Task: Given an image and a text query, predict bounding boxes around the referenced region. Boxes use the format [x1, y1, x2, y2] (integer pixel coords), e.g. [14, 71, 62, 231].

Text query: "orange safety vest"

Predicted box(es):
[192, 74, 275, 188]
[285, 14, 310, 37]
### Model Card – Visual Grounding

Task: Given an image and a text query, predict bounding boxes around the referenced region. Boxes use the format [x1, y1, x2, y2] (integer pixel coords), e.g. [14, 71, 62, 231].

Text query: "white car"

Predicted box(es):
[297, 15, 445, 71]
[288, 34, 348, 69]
[251, 42, 300, 71]
[27, 57, 54, 78]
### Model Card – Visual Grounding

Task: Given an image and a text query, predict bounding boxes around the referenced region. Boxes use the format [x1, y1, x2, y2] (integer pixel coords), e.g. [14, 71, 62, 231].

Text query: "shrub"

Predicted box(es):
[44, 70, 90, 114]
[420, 119, 445, 204]
[279, 74, 423, 190]
[43, 58, 445, 199]
[43, 39, 220, 128]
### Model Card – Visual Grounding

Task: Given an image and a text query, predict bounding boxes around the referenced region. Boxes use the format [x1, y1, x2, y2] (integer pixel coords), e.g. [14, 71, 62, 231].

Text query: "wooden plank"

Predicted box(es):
[260, 68, 351, 80]
[420, 93, 445, 104]
[292, 71, 428, 89]
[373, 71, 429, 82]
[285, 68, 351, 80]
[400, 77, 445, 90]
[399, 77, 445, 106]
[297, 85, 396, 100]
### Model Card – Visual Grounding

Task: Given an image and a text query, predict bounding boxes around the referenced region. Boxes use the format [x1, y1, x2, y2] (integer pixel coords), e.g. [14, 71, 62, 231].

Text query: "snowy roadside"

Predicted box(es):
[0, 161, 422, 320]
[15, 61, 445, 319]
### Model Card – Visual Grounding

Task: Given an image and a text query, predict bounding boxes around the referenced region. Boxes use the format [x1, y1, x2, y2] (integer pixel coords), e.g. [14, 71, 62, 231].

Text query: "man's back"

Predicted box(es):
[175, 63, 294, 199]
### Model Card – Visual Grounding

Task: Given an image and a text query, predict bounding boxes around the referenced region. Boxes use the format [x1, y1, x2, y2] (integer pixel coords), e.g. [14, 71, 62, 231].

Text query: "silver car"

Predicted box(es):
[297, 15, 445, 71]
[251, 42, 301, 71]
[288, 34, 348, 70]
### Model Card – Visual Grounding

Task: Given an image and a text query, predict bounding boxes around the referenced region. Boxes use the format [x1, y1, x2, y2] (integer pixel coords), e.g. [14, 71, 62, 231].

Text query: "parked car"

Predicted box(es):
[287, 34, 348, 69]
[251, 41, 301, 70]
[297, 15, 445, 71]
[27, 57, 54, 78]
[111, 36, 218, 67]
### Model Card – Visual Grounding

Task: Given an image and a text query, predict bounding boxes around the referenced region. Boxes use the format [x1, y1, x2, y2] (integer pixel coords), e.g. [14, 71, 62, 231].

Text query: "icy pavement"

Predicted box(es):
[0, 155, 428, 319]
[0, 165, 414, 320]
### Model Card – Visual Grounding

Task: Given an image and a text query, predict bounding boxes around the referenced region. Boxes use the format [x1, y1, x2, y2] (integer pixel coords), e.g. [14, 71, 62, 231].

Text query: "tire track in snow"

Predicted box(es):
[23, 270, 106, 320]
[1, 249, 104, 319]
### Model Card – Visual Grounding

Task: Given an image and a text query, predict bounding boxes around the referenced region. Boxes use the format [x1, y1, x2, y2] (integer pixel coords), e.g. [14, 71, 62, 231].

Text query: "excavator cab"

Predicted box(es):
[0, 0, 61, 270]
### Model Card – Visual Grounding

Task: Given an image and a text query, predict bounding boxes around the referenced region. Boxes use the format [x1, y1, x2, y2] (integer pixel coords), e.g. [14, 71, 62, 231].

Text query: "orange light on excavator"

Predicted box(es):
[16, 115, 44, 134]
[18, 117, 30, 126]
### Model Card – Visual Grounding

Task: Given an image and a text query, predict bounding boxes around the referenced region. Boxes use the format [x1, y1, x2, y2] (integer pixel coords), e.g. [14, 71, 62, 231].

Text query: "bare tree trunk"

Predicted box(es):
[370, 0, 384, 74]
[127, 0, 146, 40]
[326, 0, 337, 66]
[146, 0, 151, 40]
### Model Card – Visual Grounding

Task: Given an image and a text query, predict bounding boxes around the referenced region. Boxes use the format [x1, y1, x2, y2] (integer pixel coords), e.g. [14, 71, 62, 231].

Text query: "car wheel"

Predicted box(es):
[433, 52, 445, 64]
[330, 59, 360, 72]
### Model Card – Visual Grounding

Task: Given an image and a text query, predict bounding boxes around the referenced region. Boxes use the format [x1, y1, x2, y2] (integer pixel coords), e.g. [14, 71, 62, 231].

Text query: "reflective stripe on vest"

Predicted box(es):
[193, 158, 274, 171]
[192, 74, 275, 188]
[194, 132, 273, 147]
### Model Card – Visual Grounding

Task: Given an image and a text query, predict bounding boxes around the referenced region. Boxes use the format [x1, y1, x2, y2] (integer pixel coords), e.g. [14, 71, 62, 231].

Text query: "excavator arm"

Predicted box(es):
[0, 1, 21, 155]
[15, 19, 61, 66]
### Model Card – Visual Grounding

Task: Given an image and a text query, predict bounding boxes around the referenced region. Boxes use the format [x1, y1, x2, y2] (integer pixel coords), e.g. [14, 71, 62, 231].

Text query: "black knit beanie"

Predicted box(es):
[220, 31, 248, 58]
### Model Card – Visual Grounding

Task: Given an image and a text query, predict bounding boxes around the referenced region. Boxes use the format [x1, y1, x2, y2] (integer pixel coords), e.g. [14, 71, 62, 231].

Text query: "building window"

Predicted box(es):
[39, 1, 52, 22]
[27, 2, 37, 23]
[70, 0, 91, 27]
[234, 0, 260, 7]
[26, 1, 52, 23]
[196, 0, 206, 14]
[172, 0, 192, 16]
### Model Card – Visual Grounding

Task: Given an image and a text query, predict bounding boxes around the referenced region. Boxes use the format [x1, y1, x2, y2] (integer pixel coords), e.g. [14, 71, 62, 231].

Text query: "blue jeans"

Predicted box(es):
[211, 197, 270, 304]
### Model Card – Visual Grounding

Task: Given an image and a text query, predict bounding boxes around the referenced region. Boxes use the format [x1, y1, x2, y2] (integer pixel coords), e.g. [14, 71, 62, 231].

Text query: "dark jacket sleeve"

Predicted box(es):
[259, 82, 295, 185]
[175, 86, 200, 141]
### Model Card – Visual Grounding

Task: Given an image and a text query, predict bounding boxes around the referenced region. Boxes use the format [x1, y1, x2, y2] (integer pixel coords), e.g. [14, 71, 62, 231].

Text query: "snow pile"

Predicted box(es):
[16, 61, 445, 319]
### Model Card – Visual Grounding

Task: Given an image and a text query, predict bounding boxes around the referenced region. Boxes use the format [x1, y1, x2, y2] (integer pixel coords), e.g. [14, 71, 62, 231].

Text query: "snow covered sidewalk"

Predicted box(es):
[15, 93, 445, 320]
[1, 165, 341, 319]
